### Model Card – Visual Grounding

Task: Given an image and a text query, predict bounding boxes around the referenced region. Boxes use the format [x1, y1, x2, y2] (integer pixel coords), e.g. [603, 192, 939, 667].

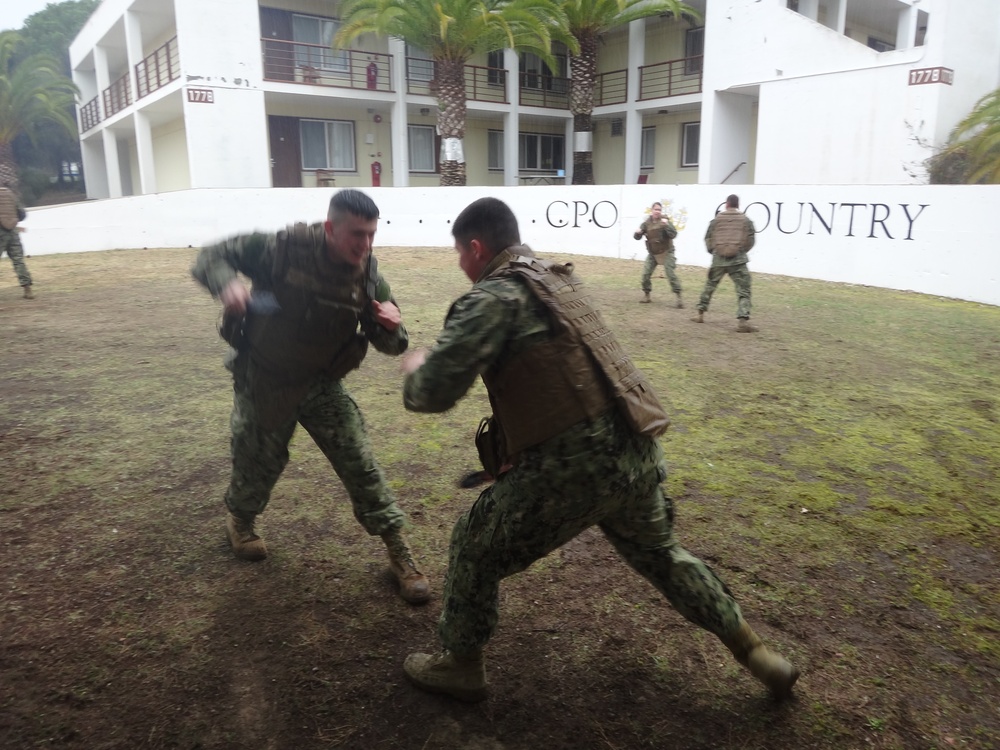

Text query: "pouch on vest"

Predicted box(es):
[475, 416, 507, 478]
[219, 309, 248, 351]
[325, 333, 369, 380]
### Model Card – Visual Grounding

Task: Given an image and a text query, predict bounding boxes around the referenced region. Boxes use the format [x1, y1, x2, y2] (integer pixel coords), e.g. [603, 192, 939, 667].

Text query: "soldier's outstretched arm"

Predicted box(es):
[191, 232, 273, 297]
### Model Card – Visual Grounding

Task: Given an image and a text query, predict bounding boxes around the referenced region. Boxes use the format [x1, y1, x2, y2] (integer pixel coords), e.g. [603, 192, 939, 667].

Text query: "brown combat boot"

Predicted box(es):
[691, 311, 704, 323]
[381, 529, 431, 604]
[675, 293, 684, 309]
[225, 512, 268, 561]
[722, 621, 799, 700]
[737, 319, 758, 333]
[22, 285, 34, 299]
[404, 650, 487, 702]
[640, 291, 651, 303]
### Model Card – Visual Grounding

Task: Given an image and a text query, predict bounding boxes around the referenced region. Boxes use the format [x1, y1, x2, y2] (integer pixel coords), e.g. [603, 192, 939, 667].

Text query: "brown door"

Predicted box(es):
[268, 116, 302, 187]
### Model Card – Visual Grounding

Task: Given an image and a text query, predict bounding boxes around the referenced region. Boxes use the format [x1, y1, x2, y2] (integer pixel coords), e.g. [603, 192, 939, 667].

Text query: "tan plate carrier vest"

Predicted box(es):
[481, 249, 670, 457]
[710, 211, 751, 258]
[242, 222, 377, 428]
[0, 188, 19, 231]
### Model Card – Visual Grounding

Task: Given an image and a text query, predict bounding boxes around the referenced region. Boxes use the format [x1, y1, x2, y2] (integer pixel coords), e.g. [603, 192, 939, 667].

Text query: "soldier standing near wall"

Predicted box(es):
[0, 183, 35, 299]
[693, 194, 757, 332]
[191, 189, 430, 605]
[635, 201, 683, 307]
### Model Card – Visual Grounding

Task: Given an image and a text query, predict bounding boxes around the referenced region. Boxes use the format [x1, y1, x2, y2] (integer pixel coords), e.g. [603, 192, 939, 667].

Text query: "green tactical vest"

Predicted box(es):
[710, 210, 751, 258]
[481, 247, 670, 456]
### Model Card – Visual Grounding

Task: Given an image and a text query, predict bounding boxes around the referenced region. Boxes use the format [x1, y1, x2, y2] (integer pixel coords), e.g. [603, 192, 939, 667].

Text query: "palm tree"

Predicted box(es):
[932, 88, 1000, 184]
[336, 0, 575, 186]
[0, 31, 79, 190]
[559, 0, 698, 184]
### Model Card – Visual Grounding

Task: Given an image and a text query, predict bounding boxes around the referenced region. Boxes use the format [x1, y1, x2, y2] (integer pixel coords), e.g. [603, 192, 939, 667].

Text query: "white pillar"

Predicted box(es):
[134, 111, 157, 194]
[124, 9, 143, 103]
[896, 5, 919, 50]
[102, 128, 123, 198]
[830, 0, 846, 35]
[563, 118, 574, 185]
[389, 38, 409, 187]
[503, 48, 520, 186]
[623, 19, 646, 184]
[798, 0, 819, 22]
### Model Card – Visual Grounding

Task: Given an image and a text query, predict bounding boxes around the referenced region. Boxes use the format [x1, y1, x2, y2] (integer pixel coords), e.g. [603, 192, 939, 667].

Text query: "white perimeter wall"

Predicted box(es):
[20, 184, 1000, 306]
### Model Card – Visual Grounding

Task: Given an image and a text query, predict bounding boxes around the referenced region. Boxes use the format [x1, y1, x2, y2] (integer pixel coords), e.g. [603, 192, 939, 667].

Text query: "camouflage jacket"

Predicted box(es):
[704, 211, 756, 268]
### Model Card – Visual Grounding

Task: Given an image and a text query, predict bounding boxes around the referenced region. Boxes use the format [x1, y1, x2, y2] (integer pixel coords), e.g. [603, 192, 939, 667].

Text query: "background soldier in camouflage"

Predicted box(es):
[635, 201, 682, 307]
[399, 197, 798, 702]
[693, 194, 757, 332]
[191, 189, 429, 604]
[0, 183, 35, 299]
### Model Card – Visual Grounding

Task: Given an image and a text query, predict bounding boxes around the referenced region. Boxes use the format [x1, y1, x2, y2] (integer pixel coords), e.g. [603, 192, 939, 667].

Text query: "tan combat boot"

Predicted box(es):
[381, 529, 431, 604]
[722, 621, 799, 700]
[640, 291, 651, 303]
[737, 319, 759, 333]
[404, 650, 487, 702]
[225, 512, 268, 561]
[675, 293, 684, 309]
[691, 311, 704, 323]
[22, 285, 34, 299]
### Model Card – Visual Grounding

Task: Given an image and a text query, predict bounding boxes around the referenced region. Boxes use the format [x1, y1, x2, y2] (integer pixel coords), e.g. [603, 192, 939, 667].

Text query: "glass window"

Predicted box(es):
[406, 44, 435, 82]
[409, 125, 436, 172]
[292, 14, 348, 73]
[300, 119, 356, 171]
[681, 122, 700, 168]
[518, 132, 564, 171]
[641, 126, 655, 169]
[488, 130, 503, 170]
[487, 51, 504, 86]
[685, 27, 704, 75]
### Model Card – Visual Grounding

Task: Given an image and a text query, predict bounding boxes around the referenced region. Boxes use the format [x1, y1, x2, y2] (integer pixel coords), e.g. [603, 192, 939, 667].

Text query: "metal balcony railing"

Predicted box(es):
[518, 72, 570, 109]
[595, 69, 627, 106]
[79, 96, 101, 131]
[135, 37, 180, 99]
[405, 59, 507, 104]
[102, 72, 132, 118]
[262, 39, 393, 93]
[638, 55, 703, 100]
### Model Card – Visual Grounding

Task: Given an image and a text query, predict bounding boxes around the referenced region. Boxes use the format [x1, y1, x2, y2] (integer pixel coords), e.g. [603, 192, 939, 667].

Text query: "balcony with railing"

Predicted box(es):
[405, 60, 507, 104]
[102, 72, 132, 118]
[262, 39, 393, 93]
[518, 72, 570, 109]
[638, 55, 703, 100]
[135, 37, 180, 99]
[80, 96, 101, 131]
[595, 69, 627, 106]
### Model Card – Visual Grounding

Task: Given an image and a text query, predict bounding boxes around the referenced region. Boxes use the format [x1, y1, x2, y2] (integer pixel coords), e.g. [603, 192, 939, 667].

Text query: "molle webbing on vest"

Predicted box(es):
[485, 252, 669, 452]
[711, 211, 749, 258]
[644, 218, 674, 255]
[0, 188, 18, 231]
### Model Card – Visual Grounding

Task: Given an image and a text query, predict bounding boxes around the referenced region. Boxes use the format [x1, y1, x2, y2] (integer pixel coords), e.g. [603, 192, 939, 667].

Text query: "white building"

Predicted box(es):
[68, 0, 1000, 199]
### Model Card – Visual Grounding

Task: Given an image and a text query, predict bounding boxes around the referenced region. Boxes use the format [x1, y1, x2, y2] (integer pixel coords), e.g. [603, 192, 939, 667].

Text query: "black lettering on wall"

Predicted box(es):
[808, 203, 837, 235]
[775, 202, 805, 234]
[868, 203, 893, 239]
[900, 203, 928, 240]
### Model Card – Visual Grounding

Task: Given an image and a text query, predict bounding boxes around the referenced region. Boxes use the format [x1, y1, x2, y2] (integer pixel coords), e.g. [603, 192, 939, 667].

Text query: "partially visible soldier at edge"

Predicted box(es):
[191, 189, 430, 605]
[692, 193, 757, 332]
[0, 182, 35, 299]
[399, 196, 798, 702]
[635, 200, 683, 307]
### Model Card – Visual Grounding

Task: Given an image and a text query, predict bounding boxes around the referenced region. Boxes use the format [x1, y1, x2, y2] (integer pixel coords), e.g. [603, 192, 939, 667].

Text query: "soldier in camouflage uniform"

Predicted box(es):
[191, 189, 429, 604]
[400, 197, 798, 702]
[692, 194, 757, 332]
[635, 201, 682, 307]
[0, 183, 35, 299]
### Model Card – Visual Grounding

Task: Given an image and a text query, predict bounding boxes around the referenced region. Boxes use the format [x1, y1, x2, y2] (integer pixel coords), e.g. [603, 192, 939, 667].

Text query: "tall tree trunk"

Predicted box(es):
[0, 141, 19, 189]
[569, 34, 598, 186]
[435, 58, 467, 187]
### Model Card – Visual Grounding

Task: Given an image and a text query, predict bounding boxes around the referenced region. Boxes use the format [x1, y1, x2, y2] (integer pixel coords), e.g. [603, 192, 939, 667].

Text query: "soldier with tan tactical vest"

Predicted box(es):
[692, 194, 757, 332]
[634, 200, 683, 307]
[0, 184, 35, 299]
[191, 189, 429, 605]
[399, 197, 798, 703]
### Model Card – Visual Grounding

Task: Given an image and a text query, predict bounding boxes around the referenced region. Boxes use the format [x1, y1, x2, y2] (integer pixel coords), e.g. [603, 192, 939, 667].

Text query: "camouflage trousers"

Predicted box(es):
[439, 411, 743, 655]
[224, 355, 406, 535]
[641, 252, 682, 295]
[0, 228, 32, 288]
[697, 263, 752, 318]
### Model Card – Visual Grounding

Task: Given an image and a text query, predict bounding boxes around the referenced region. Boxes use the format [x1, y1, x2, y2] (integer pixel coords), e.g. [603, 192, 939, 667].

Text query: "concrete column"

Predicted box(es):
[623, 19, 646, 184]
[798, 0, 819, 22]
[81, 138, 108, 199]
[830, 0, 846, 35]
[124, 9, 143, 103]
[134, 111, 157, 194]
[504, 48, 520, 186]
[102, 128, 123, 198]
[94, 45, 110, 102]
[563, 118, 574, 184]
[388, 37, 409, 187]
[896, 5, 919, 50]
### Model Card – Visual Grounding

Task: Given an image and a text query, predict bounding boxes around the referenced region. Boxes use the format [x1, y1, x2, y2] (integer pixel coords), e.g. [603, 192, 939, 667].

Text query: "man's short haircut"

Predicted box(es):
[651, 201, 662, 209]
[726, 194, 740, 208]
[329, 189, 379, 222]
[452, 197, 521, 253]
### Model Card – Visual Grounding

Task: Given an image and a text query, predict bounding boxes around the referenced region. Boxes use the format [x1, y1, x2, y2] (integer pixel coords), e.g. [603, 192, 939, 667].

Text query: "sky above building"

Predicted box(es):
[0, 0, 55, 32]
